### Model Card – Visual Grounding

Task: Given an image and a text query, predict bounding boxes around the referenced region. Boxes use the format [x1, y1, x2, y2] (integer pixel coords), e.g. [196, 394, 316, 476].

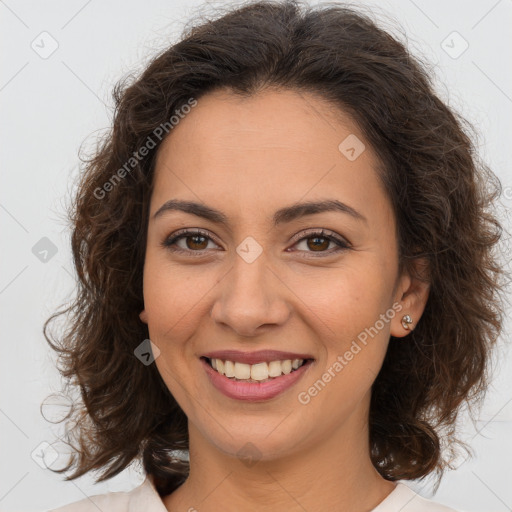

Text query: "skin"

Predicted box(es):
[139, 87, 430, 512]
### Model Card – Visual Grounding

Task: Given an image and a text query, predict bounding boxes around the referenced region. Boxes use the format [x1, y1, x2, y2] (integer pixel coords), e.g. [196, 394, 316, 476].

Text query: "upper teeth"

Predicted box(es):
[210, 358, 304, 380]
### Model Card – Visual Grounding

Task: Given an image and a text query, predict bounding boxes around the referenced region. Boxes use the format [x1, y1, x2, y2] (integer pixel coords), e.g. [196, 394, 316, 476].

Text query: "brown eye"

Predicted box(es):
[162, 228, 350, 258]
[162, 229, 220, 254]
[186, 234, 209, 250]
[306, 236, 331, 251]
[291, 229, 350, 256]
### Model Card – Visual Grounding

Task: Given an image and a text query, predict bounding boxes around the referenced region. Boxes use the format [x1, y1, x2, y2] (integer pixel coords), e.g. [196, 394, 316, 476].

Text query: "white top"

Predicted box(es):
[46, 475, 466, 512]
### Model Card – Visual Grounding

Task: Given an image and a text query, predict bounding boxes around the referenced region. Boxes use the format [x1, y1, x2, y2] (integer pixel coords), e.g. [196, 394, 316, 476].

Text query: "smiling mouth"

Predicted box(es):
[201, 356, 313, 383]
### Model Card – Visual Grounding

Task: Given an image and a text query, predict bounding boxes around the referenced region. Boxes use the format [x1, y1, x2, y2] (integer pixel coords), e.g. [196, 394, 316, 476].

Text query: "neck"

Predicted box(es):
[163, 399, 396, 511]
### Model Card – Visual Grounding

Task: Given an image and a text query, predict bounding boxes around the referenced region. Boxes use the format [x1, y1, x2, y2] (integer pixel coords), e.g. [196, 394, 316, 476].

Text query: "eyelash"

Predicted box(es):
[161, 228, 351, 258]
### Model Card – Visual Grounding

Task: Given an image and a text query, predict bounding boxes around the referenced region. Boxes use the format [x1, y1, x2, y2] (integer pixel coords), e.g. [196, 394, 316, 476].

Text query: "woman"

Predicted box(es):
[43, 0, 506, 510]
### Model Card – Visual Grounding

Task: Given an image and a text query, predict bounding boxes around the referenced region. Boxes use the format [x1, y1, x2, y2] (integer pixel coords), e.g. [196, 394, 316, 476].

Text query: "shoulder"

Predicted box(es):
[372, 482, 468, 512]
[45, 475, 167, 512]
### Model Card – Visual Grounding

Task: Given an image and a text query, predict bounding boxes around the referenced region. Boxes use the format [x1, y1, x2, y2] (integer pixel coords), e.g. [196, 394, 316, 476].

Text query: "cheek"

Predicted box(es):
[297, 271, 393, 417]
[141, 258, 208, 402]
[299, 261, 391, 334]
[306, 263, 395, 395]
[142, 254, 218, 337]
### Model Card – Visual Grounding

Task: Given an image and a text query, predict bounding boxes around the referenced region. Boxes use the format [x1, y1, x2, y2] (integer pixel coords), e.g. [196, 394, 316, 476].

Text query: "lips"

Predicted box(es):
[200, 350, 314, 402]
[201, 349, 314, 365]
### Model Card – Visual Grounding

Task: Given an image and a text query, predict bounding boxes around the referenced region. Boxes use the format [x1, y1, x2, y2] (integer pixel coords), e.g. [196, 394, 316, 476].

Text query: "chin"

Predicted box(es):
[200, 418, 308, 464]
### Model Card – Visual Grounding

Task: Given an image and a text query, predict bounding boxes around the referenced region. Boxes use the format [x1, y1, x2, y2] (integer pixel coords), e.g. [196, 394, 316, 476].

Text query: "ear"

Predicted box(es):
[390, 257, 430, 337]
[139, 309, 148, 324]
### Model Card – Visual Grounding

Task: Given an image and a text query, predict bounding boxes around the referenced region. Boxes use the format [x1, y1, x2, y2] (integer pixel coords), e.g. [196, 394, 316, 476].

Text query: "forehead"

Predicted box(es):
[151, 87, 391, 227]
[156, 87, 365, 165]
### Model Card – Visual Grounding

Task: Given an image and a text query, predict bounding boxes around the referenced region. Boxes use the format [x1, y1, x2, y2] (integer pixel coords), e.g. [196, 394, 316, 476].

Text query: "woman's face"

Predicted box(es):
[140, 87, 427, 462]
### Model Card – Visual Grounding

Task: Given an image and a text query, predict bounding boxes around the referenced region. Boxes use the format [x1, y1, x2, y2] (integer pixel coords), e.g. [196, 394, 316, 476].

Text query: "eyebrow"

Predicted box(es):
[153, 198, 367, 226]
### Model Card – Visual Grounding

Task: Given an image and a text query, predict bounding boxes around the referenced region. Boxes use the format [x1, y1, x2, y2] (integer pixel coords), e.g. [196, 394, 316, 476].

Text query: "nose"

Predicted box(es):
[210, 250, 291, 338]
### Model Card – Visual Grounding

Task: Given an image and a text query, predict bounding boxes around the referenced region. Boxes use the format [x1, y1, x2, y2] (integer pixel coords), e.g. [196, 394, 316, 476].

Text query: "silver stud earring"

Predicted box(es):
[401, 314, 413, 330]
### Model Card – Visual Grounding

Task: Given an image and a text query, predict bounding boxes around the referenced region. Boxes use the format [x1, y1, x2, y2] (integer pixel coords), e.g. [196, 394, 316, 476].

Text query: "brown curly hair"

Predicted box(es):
[43, 0, 507, 498]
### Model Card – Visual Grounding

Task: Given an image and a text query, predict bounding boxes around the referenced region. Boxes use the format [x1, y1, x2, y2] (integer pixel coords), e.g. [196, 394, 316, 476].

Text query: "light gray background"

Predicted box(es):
[1, 0, 511, 511]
